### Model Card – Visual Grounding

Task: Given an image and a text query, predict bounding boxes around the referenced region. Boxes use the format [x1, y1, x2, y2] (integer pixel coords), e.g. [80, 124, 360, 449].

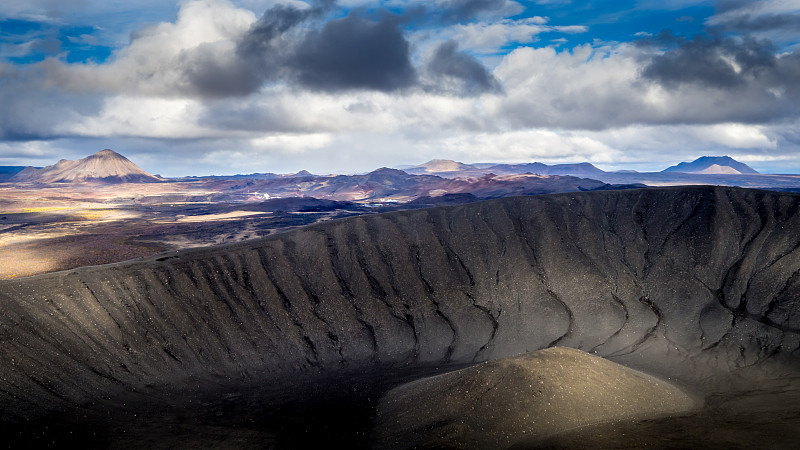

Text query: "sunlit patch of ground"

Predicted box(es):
[166, 211, 271, 223]
[426, 189, 449, 196]
[19, 207, 72, 213]
[0, 234, 166, 279]
[77, 209, 142, 221]
[0, 181, 361, 278]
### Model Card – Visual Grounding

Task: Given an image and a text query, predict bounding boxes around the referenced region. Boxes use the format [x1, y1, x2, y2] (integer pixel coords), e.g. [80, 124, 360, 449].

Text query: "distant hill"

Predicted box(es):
[404, 159, 476, 174]
[538, 162, 606, 176]
[11, 149, 161, 183]
[662, 156, 758, 175]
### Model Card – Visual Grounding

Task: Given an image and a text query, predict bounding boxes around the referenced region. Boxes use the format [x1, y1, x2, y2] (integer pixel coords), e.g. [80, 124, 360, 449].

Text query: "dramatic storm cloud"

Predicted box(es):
[1, 0, 799, 175]
[288, 13, 416, 91]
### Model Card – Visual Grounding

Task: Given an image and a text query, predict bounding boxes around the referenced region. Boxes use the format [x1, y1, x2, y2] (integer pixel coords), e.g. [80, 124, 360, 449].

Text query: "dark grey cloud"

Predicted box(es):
[238, 0, 334, 58]
[633, 34, 800, 125]
[640, 35, 777, 89]
[719, 14, 800, 33]
[426, 40, 500, 95]
[441, 0, 510, 21]
[288, 13, 416, 92]
[173, 0, 514, 98]
[0, 66, 104, 141]
[177, 0, 335, 98]
[179, 1, 418, 96]
[180, 44, 263, 98]
[709, 0, 800, 44]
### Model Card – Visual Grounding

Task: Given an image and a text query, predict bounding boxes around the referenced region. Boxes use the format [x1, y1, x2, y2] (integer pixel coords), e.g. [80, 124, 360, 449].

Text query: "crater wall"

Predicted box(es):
[1, 186, 799, 420]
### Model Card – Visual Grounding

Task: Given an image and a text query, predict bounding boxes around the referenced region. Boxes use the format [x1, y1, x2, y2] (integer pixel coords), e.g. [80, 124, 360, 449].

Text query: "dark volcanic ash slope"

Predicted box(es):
[0, 186, 799, 423]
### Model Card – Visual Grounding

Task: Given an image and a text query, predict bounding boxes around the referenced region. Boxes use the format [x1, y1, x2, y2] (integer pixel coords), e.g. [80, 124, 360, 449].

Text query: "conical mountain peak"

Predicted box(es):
[11, 149, 160, 183]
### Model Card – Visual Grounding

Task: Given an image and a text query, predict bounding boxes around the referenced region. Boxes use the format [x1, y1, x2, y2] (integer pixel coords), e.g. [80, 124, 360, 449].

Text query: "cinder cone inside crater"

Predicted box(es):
[373, 347, 697, 449]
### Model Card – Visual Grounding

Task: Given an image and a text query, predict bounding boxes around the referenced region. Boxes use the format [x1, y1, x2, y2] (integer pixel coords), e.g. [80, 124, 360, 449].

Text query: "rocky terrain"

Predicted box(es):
[0, 186, 799, 448]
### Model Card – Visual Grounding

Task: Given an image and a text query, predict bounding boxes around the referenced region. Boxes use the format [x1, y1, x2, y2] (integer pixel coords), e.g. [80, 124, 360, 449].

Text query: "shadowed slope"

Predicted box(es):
[0, 186, 799, 427]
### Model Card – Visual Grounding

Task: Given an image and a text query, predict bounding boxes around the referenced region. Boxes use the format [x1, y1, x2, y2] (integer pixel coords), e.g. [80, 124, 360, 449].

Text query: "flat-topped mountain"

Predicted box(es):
[11, 149, 161, 183]
[662, 156, 759, 174]
[404, 159, 475, 174]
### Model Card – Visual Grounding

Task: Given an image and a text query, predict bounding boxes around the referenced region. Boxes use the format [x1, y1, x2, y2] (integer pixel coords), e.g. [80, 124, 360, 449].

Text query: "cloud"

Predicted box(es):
[237, 0, 333, 61]
[640, 35, 777, 89]
[424, 40, 500, 95]
[708, 0, 800, 45]
[696, 123, 777, 149]
[0, 0, 93, 22]
[449, 17, 549, 52]
[441, 16, 587, 56]
[67, 96, 211, 138]
[713, 0, 800, 28]
[488, 38, 800, 131]
[287, 12, 416, 92]
[38, 0, 258, 97]
[0, 64, 106, 141]
[575, 122, 800, 173]
[180, 41, 264, 97]
[635, 0, 709, 11]
[490, 44, 649, 130]
[177, 0, 341, 97]
[428, 128, 623, 164]
[725, 14, 800, 35]
[638, 34, 800, 124]
[34, 1, 423, 97]
[30, 0, 518, 99]
[439, 0, 523, 21]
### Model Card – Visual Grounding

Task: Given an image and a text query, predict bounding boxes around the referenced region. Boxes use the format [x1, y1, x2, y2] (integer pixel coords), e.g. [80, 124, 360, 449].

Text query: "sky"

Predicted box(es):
[1, 0, 799, 176]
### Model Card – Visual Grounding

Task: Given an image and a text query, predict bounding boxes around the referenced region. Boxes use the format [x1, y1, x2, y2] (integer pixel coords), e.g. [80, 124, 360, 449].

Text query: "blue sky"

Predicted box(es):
[1, 0, 799, 175]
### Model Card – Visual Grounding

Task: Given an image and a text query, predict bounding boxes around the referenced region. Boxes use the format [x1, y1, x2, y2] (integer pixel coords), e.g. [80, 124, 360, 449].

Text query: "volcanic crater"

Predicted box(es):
[1, 186, 799, 448]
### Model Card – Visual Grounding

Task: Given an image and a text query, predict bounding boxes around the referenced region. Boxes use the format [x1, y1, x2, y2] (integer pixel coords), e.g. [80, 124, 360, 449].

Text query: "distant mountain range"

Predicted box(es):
[217, 167, 627, 202]
[3, 151, 796, 197]
[0, 151, 765, 184]
[10, 149, 160, 183]
[403, 156, 759, 178]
